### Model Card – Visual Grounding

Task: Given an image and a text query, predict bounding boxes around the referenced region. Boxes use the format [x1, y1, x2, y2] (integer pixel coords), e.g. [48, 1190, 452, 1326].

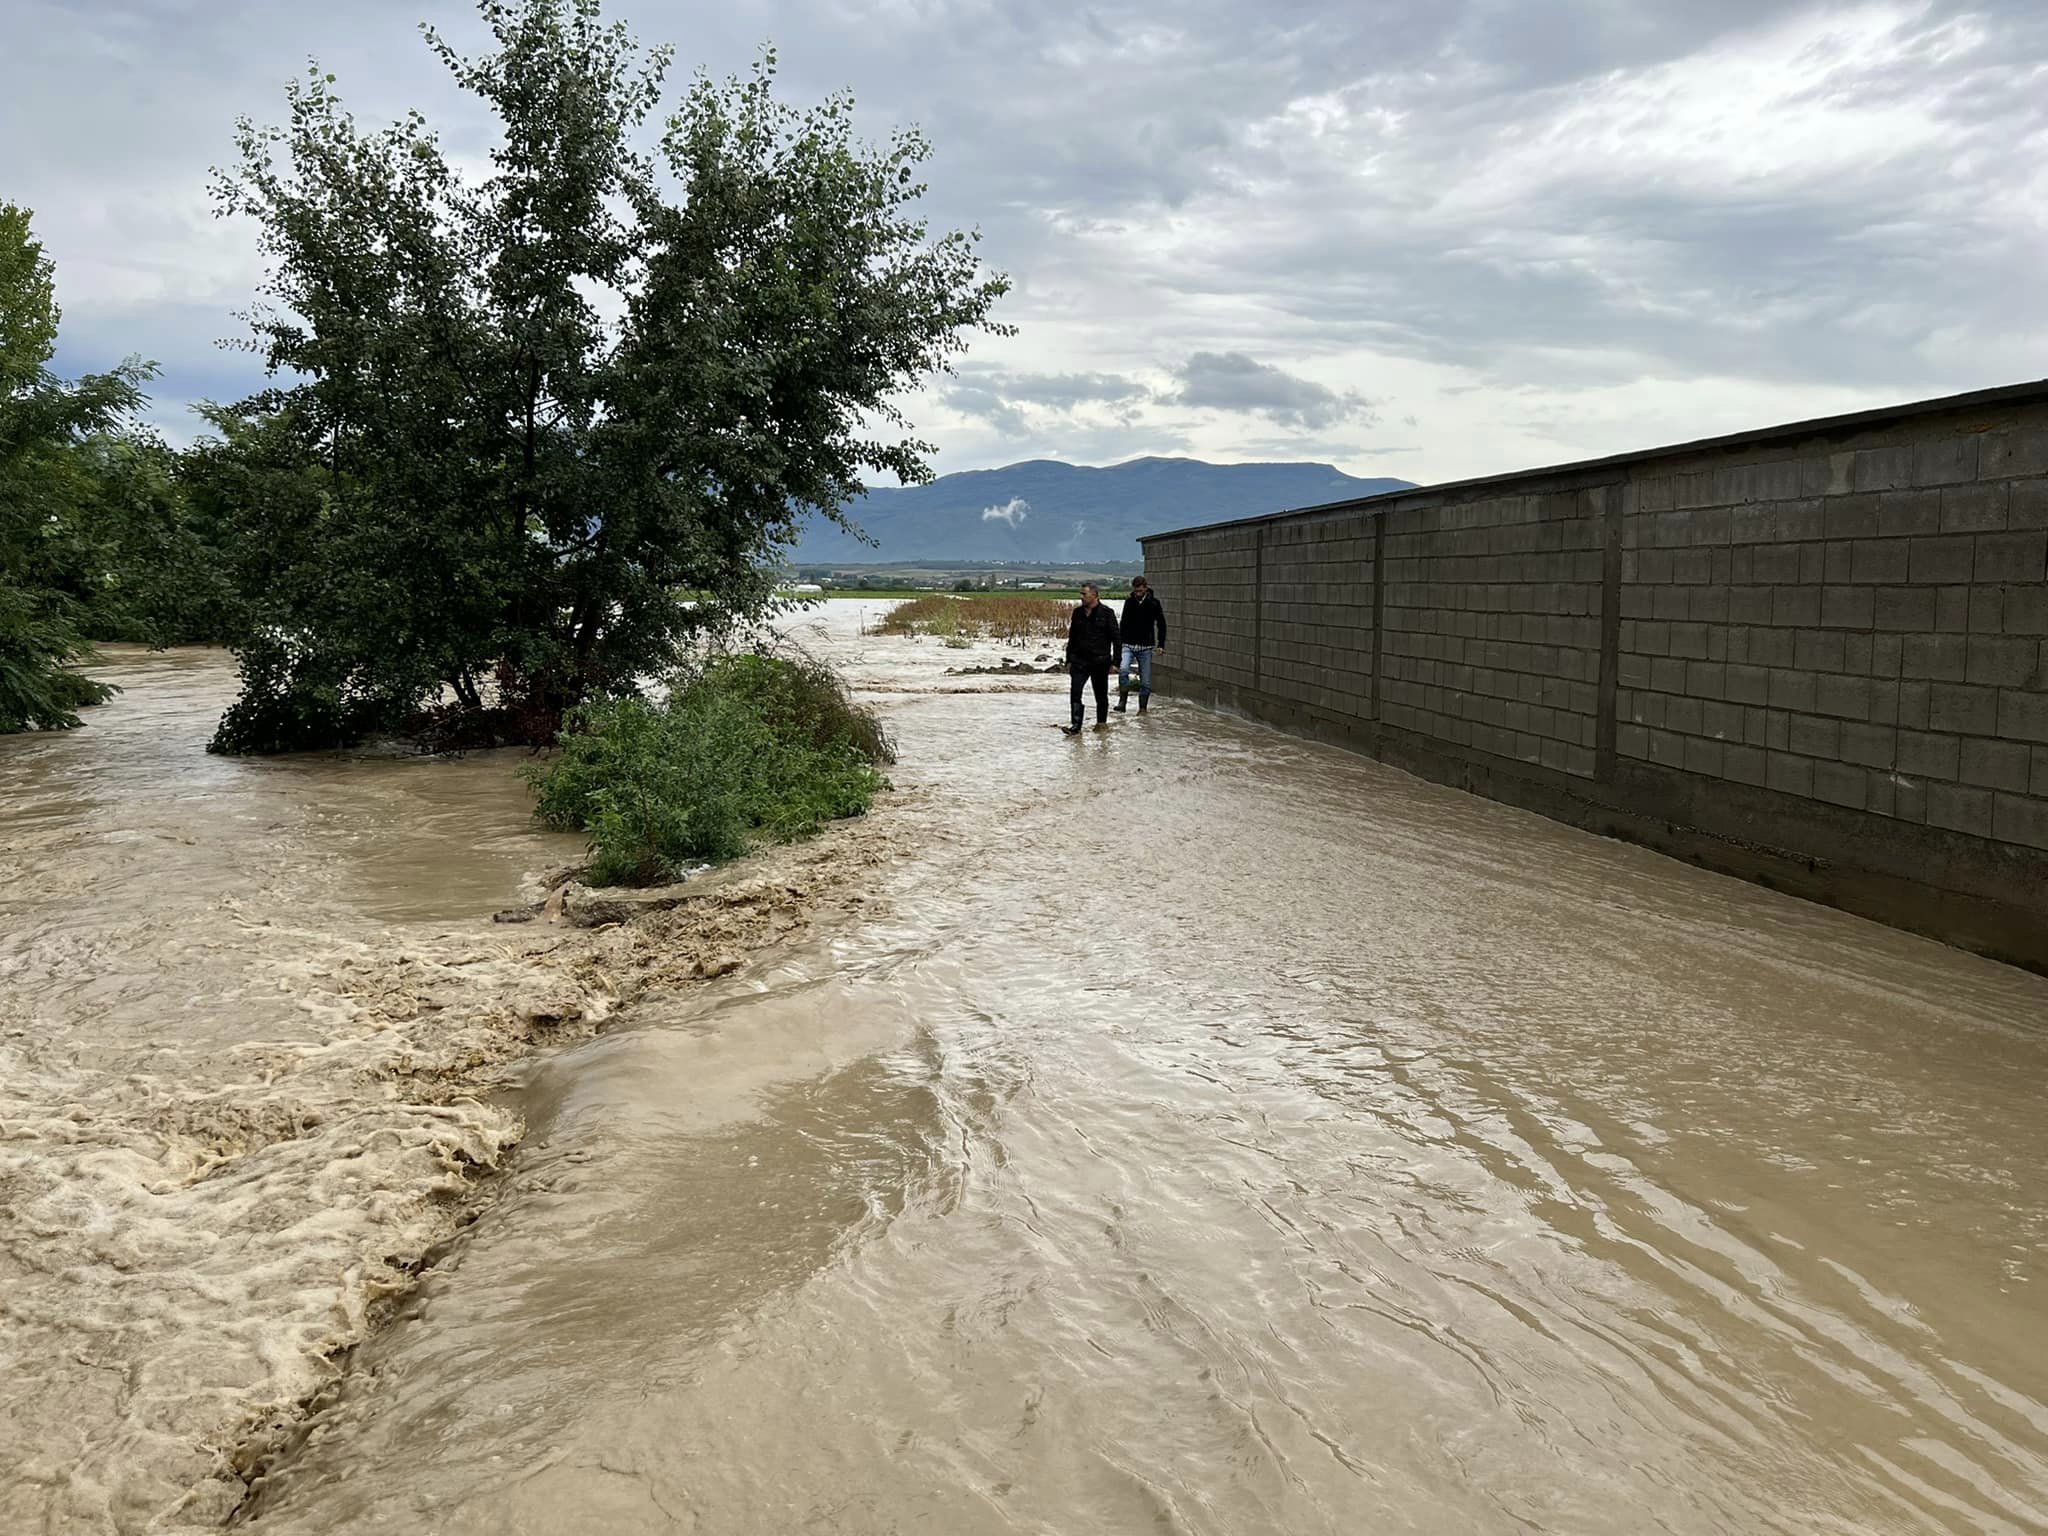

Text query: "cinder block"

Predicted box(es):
[1908, 535, 1976, 586]
[1795, 630, 1847, 672]
[1815, 674, 1872, 721]
[1896, 728, 1961, 780]
[1979, 432, 2048, 481]
[1687, 661, 1728, 700]
[1668, 696, 1706, 736]
[1967, 636, 2041, 689]
[1851, 539, 1911, 585]
[1841, 722, 1897, 768]
[1926, 782, 1995, 838]
[1773, 586, 1823, 627]
[1813, 760, 1869, 810]
[2006, 587, 2048, 636]
[2001, 689, 2048, 743]
[1618, 723, 1650, 759]
[1899, 680, 1932, 730]
[1753, 544, 1804, 584]
[1961, 738, 2033, 794]
[1730, 586, 1775, 625]
[1775, 500, 1827, 541]
[1670, 623, 1711, 660]
[1895, 777, 1930, 824]
[1941, 482, 2009, 533]
[1868, 771, 1898, 818]
[1703, 699, 1744, 739]
[1684, 736, 1724, 777]
[1874, 587, 1937, 631]
[1871, 635, 1905, 678]
[1937, 586, 1973, 635]
[1723, 744, 1767, 785]
[1727, 664, 1771, 705]
[1672, 549, 1714, 584]
[1790, 714, 1841, 758]
[1929, 682, 1999, 736]
[1976, 531, 2048, 584]
[1649, 729, 1687, 767]
[1903, 633, 1968, 682]
[1822, 586, 1876, 629]
[1844, 634, 1874, 675]
[1993, 792, 2048, 850]
[1768, 669, 1818, 712]
[1767, 752, 1815, 797]
[2037, 745, 2048, 797]
[1911, 439, 1978, 488]
[1750, 627, 1796, 668]
[2011, 480, 2048, 531]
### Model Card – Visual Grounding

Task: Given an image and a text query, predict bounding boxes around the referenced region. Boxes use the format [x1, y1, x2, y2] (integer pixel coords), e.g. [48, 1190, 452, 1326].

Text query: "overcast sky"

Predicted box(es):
[6, 0, 2046, 486]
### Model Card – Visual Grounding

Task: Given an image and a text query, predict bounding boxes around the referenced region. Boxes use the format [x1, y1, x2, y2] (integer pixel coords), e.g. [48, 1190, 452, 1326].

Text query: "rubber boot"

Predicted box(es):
[1138, 692, 1149, 714]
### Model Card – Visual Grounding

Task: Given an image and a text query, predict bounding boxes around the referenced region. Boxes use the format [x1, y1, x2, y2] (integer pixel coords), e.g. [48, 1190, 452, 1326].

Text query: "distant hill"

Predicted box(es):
[791, 457, 1415, 564]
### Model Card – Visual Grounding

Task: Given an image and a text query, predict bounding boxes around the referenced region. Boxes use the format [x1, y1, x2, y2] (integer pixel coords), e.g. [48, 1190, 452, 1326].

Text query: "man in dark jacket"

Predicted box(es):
[1114, 575, 1167, 713]
[1063, 583, 1120, 734]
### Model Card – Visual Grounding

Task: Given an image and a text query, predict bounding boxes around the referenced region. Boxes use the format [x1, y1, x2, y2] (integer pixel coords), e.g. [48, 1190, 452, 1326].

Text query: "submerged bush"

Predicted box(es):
[528, 652, 892, 886]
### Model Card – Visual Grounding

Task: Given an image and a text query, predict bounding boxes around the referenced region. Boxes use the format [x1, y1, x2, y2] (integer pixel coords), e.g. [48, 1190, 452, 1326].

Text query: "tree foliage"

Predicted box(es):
[207, 0, 1009, 753]
[528, 650, 892, 885]
[0, 201, 156, 732]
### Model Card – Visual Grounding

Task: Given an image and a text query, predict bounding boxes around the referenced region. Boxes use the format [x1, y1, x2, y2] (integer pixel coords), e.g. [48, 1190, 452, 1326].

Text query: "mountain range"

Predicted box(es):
[790, 457, 1415, 565]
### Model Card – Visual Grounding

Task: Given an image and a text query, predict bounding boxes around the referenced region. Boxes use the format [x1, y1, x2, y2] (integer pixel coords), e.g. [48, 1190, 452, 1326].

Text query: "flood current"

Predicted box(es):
[4, 607, 2046, 1535]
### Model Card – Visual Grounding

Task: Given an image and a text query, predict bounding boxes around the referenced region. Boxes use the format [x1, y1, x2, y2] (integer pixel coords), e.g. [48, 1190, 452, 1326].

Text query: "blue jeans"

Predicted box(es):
[1120, 645, 1154, 699]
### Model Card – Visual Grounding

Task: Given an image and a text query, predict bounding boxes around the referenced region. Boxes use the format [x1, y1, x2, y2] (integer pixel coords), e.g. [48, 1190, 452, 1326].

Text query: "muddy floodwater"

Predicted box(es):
[5, 608, 2047, 1535]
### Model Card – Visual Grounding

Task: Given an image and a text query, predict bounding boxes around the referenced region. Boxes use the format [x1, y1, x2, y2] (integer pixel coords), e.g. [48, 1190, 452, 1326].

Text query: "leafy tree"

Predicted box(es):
[74, 430, 249, 647]
[208, 0, 1009, 753]
[0, 201, 154, 732]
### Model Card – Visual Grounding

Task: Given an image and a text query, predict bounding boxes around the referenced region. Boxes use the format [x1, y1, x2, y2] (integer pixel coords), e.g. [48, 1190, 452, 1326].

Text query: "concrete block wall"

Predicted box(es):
[1171, 527, 1260, 694]
[1381, 490, 1605, 779]
[1258, 510, 1376, 720]
[1617, 434, 2048, 849]
[1139, 381, 2048, 972]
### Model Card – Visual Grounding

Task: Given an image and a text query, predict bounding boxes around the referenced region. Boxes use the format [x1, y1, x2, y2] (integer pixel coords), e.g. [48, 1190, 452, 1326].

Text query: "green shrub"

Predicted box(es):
[527, 652, 892, 886]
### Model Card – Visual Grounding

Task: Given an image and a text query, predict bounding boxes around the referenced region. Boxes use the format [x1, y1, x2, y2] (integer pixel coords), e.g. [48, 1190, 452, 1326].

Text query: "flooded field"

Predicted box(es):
[4, 608, 2046, 1534]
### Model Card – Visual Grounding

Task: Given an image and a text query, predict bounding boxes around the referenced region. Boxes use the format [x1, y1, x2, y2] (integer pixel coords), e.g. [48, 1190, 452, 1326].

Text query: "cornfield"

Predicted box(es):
[878, 595, 1071, 645]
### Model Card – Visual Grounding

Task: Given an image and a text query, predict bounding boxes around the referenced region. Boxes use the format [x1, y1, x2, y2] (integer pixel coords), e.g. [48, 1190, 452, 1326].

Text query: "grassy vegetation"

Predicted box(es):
[877, 594, 1072, 644]
[526, 652, 893, 886]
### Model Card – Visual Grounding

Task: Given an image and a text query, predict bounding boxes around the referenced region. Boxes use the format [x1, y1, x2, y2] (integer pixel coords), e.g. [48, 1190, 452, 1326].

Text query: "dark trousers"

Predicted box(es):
[1069, 660, 1110, 725]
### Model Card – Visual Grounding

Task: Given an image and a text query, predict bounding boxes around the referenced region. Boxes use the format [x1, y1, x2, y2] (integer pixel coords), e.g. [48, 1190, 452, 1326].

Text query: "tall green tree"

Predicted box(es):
[208, 0, 1009, 753]
[0, 201, 155, 732]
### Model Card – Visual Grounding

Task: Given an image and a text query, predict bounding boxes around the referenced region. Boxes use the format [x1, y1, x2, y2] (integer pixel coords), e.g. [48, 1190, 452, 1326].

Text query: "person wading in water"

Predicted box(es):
[1063, 583, 1120, 735]
[1114, 574, 1167, 713]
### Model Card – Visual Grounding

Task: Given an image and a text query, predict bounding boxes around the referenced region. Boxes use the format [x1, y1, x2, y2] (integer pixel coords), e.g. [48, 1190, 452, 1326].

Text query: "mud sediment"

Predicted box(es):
[0, 786, 903, 1533]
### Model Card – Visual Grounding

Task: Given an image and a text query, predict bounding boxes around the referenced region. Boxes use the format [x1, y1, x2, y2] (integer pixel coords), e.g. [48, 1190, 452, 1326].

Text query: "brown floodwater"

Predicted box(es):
[5, 614, 2048, 1535]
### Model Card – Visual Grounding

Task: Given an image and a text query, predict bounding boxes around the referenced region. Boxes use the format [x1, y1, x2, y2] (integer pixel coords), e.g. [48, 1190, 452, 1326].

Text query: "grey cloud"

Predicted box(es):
[972, 369, 1152, 409]
[8, 0, 2048, 471]
[1172, 352, 1374, 431]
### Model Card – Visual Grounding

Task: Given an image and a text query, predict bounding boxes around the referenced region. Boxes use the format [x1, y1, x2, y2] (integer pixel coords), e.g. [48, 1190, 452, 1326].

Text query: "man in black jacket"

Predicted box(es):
[1114, 575, 1167, 713]
[1063, 583, 1120, 734]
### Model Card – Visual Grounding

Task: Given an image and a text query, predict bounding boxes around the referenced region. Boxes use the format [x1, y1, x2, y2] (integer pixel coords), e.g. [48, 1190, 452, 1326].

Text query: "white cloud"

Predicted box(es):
[9, 0, 2048, 486]
[980, 497, 1030, 526]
